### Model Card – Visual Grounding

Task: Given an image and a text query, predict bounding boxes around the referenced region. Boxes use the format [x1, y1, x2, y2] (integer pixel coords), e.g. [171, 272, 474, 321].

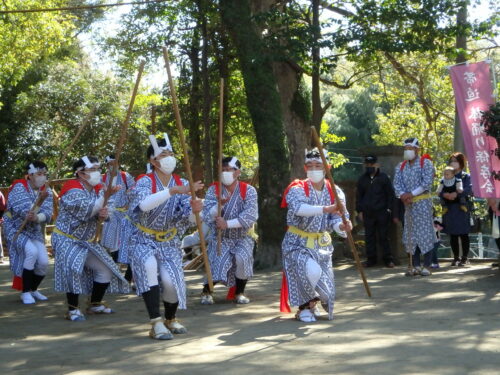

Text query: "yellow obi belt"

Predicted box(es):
[134, 222, 177, 242]
[53, 227, 84, 241]
[412, 192, 432, 203]
[287, 225, 332, 249]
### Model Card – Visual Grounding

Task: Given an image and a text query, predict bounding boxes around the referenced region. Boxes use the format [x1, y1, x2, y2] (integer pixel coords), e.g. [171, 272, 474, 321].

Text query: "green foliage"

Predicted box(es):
[0, 1, 77, 90]
[3, 55, 155, 183]
[320, 121, 348, 168]
[371, 53, 455, 165]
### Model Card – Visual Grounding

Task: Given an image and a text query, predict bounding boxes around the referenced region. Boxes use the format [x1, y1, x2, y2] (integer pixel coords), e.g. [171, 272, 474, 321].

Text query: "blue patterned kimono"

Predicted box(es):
[127, 173, 194, 309]
[4, 180, 53, 277]
[393, 157, 435, 254]
[52, 180, 129, 294]
[100, 171, 135, 254]
[202, 182, 258, 287]
[282, 180, 346, 319]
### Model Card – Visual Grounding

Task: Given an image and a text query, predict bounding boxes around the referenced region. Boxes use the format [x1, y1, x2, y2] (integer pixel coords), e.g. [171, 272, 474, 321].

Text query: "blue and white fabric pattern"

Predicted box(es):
[4, 181, 53, 277]
[127, 173, 194, 309]
[393, 158, 435, 254]
[281, 180, 346, 319]
[52, 182, 129, 294]
[202, 182, 258, 287]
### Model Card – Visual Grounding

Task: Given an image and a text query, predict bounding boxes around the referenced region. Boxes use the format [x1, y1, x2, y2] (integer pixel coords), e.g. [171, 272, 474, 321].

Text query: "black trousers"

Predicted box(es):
[364, 209, 393, 264]
[450, 234, 470, 261]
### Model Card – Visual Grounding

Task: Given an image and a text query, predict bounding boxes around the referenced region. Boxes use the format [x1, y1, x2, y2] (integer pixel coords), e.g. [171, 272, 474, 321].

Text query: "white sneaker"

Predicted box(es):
[21, 292, 35, 304]
[87, 304, 114, 314]
[420, 267, 432, 276]
[200, 293, 214, 305]
[165, 319, 187, 334]
[66, 309, 86, 322]
[149, 318, 173, 340]
[295, 308, 317, 323]
[235, 294, 250, 304]
[31, 290, 48, 301]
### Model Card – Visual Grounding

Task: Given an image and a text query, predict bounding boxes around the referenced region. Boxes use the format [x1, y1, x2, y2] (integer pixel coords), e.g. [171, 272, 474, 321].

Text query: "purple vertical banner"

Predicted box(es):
[449, 61, 498, 198]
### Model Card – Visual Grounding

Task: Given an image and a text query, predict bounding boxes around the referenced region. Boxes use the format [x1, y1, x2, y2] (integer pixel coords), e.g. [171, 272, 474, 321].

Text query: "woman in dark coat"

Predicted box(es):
[440, 152, 472, 266]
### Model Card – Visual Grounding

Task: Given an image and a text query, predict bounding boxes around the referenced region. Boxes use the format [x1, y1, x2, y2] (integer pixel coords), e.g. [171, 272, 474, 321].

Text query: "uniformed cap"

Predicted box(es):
[364, 155, 377, 164]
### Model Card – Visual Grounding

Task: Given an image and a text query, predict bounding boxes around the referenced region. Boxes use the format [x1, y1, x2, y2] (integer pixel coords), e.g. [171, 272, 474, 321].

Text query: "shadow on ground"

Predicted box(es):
[0, 260, 499, 375]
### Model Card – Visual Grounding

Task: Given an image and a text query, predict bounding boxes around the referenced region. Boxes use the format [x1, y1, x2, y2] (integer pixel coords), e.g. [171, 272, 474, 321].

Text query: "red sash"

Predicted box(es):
[280, 178, 334, 208]
[59, 179, 102, 197]
[135, 173, 182, 193]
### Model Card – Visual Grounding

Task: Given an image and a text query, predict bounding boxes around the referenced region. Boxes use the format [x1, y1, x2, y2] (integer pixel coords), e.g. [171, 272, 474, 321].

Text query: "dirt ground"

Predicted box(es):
[0, 259, 499, 375]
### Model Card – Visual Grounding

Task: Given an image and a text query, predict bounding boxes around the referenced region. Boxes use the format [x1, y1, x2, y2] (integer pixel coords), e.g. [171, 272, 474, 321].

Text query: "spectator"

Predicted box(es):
[356, 155, 395, 268]
[440, 152, 472, 266]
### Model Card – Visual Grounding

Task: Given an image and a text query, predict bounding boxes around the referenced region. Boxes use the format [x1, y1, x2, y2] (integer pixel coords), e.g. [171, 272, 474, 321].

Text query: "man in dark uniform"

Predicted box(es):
[356, 155, 395, 268]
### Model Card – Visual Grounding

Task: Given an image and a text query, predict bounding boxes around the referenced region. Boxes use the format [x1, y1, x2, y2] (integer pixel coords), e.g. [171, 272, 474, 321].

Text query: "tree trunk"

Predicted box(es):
[200, 8, 214, 184]
[311, 0, 322, 132]
[185, 26, 204, 182]
[274, 62, 311, 179]
[220, 0, 290, 268]
[454, 2, 467, 154]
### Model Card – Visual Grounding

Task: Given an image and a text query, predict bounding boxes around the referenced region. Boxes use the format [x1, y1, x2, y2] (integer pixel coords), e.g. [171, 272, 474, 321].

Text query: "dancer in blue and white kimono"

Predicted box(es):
[200, 156, 258, 305]
[4, 161, 53, 304]
[281, 149, 352, 323]
[52, 156, 129, 322]
[128, 134, 203, 340]
[393, 137, 435, 276]
[100, 154, 135, 283]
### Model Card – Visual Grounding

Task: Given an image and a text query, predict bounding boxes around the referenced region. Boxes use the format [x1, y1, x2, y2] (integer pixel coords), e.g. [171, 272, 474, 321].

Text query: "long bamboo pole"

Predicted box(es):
[162, 47, 214, 292]
[216, 78, 224, 256]
[94, 60, 145, 242]
[310, 127, 372, 298]
[13, 107, 95, 242]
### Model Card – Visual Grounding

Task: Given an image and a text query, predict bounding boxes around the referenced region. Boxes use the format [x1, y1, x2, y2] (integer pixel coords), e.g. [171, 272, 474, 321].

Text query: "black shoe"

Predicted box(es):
[362, 261, 377, 268]
[385, 261, 395, 268]
[458, 258, 468, 267]
[451, 259, 459, 266]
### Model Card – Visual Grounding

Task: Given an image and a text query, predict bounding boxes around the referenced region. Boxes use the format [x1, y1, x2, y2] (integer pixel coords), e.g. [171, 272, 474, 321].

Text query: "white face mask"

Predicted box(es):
[403, 150, 416, 161]
[307, 170, 325, 184]
[158, 156, 176, 174]
[221, 171, 236, 186]
[450, 161, 460, 170]
[86, 171, 101, 187]
[33, 175, 47, 189]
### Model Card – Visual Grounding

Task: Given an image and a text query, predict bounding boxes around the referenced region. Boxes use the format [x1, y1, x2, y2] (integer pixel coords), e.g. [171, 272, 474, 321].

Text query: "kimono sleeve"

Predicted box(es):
[236, 185, 258, 229]
[128, 176, 153, 213]
[202, 185, 218, 224]
[285, 186, 309, 216]
[59, 189, 96, 222]
[7, 183, 32, 217]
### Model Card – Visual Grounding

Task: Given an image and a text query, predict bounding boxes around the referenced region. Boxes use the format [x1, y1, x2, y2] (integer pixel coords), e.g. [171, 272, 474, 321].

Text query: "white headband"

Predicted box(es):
[149, 133, 173, 158]
[304, 148, 329, 163]
[27, 163, 47, 175]
[228, 157, 240, 170]
[105, 156, 115, 164]
[403, 138, 419, 147]
[76, 156, 100, 174]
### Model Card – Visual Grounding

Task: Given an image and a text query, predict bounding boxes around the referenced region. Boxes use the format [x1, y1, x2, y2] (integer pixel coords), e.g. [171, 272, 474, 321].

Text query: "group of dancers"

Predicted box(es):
[5, 132, 433, 339]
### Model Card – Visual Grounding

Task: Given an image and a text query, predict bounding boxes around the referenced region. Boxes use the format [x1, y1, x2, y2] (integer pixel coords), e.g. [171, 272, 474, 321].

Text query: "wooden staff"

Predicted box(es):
[216, 78, 224, 256]
[162, 47, 214, 292]
[94, 60, 145, 242]
[311, 126, 372, 298]
[13, 107, 95, 242]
